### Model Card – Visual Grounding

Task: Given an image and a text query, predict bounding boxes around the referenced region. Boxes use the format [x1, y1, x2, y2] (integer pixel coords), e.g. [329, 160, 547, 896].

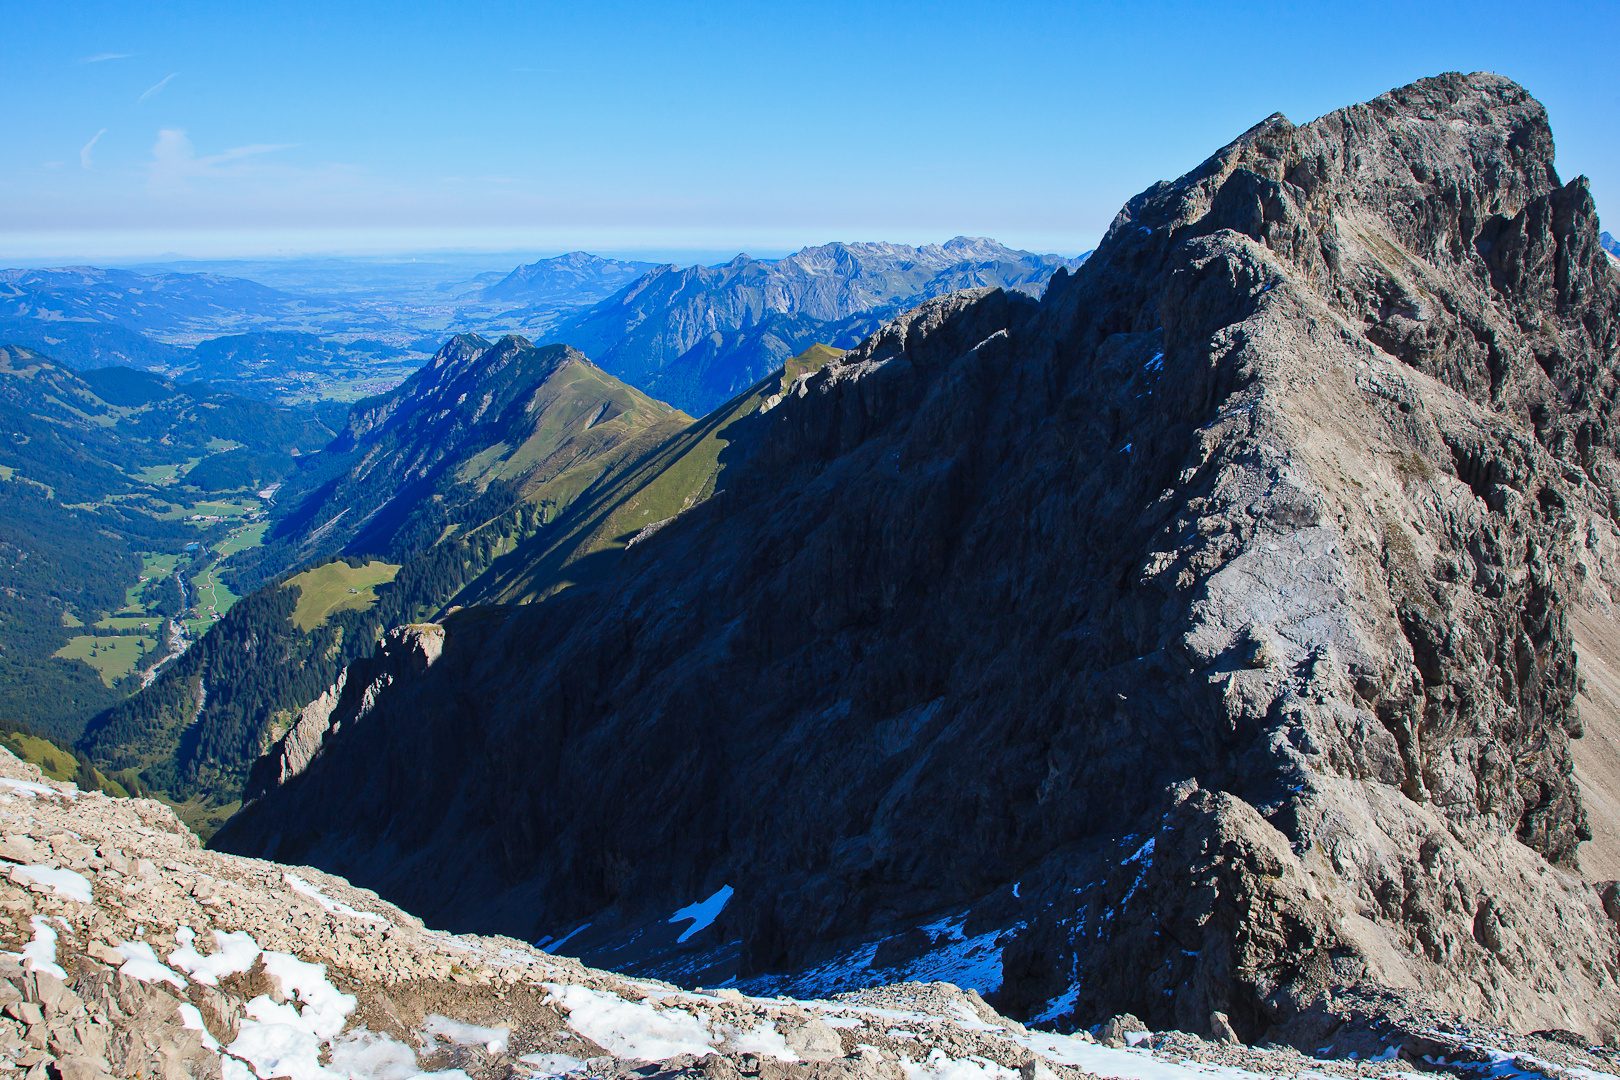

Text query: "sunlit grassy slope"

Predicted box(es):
[459, 343, 845, 606]
[0, 732, 130, 797]
[53, 634, 160, 687]
[285, 560, 403, 631]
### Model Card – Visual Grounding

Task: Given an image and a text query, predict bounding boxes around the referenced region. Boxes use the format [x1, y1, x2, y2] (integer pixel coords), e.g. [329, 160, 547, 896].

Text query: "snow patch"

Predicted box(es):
[424, 1013, 510, 1054]
[0, 777, 71, 799]
[325, 1029, 422, 1079]
[723, 1020, 799, 1061]
[170, 926, 262, 985]
[668, 884, 733, 943]
[899, 1048, 1017, 1080]
[519, 1053, 590, 1077]
[875, 914, 1012, 995]
[11, 864, 92, 902]
[115, 940, 186, 988]
[226, 1021, 328, 1080]
[257, 950, 358, 1038]
[177, 1003, 220, 1050]
[20, 916, 64, 978]
[1018, 1030, 1296, 1080]
[546, 982, 718, 1060]
[229, 952, 357, 1079]
[1031, 984, 1079, 1025]
[540, 922, 591, 953]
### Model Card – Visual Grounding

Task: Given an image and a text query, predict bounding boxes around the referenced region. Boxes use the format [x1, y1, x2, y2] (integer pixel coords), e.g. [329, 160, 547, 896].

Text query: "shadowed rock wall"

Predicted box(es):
[218, 73, 1620, 1042]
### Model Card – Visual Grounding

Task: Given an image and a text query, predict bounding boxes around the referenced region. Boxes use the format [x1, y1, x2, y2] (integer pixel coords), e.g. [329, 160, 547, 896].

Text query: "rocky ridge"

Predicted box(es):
[5, 748, 1620, 1080]
[219, 73, 1620, 1043]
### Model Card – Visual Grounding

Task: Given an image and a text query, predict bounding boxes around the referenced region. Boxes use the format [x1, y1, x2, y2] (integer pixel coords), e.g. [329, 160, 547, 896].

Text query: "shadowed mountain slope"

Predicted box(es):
[219, 74, 1620, 1044]
[79, 334, 698, 811]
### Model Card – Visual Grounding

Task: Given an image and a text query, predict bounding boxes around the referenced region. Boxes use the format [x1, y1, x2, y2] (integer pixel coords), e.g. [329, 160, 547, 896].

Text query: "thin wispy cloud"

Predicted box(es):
[146, 129, 300, 192]
[138, 73, 177, 102]
[80, 128, 107, 169]
[79, 52, 132, 63]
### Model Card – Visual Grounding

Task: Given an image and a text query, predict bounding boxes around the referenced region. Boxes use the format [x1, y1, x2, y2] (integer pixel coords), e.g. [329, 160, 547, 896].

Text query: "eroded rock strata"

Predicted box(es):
[219, 73, 1620, 1041]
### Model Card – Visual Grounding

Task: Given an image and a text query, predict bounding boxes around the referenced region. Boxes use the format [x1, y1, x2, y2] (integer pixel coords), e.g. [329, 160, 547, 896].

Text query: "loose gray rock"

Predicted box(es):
[1208, 1011, 1240, 1046]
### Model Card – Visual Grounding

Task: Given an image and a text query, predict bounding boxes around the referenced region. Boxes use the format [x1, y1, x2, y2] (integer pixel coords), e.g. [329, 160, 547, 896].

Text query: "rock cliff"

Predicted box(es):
[218, 73, 1620, 1042]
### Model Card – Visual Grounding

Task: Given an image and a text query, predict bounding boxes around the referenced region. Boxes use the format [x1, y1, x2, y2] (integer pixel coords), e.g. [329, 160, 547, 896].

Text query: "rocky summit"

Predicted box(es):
[216, 71, 1620, 1046]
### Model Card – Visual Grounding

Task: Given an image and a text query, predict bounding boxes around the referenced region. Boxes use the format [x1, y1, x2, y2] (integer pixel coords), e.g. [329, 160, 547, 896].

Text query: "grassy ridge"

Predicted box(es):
[0, 729, 131, 798]
[463, 343, 845, 605]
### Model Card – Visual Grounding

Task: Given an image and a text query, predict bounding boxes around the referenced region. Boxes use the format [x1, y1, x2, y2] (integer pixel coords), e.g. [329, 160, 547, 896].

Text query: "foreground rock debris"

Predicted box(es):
[1, 752, 1617, 1080]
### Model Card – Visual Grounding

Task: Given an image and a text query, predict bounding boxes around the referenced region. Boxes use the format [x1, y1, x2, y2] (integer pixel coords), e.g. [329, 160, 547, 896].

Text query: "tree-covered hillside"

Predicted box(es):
[0, 342, 338, 741]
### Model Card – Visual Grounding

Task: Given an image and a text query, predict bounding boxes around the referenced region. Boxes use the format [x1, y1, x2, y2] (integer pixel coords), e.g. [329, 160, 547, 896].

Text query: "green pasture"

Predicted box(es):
[54, 634, 157, 687]
[285, 560, 402, 630]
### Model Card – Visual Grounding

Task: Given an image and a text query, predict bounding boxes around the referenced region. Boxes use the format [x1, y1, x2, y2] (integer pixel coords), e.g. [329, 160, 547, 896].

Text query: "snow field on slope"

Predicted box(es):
[10, 863, 92, 902]
[112, 919, 477, 1080]
[545, 983, 719, 1059]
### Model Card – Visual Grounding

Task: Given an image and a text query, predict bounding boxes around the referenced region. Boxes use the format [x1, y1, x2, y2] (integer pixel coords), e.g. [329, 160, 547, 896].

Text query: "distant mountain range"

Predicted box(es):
[551, 238, 1087, 413]
[0, 266, 337, 343]
[0, 238, 1088, 416]
[475, 251, 659, 307]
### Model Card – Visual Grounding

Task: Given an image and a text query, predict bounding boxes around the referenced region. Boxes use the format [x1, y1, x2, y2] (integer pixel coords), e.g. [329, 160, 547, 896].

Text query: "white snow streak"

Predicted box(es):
[115, 941, 187, 988]
[285, 872, 389, 924]
[546, 982, 717, 1060]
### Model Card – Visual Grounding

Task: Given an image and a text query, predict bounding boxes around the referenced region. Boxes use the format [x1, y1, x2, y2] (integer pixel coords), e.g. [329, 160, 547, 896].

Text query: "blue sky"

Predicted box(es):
[1, 0, 1616, 262]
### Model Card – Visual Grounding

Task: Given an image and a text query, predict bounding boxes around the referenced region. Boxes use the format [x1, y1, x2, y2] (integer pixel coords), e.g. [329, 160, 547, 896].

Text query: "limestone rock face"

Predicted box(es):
[242, 624, 443, 803]
[218, 73, 1620, 1041]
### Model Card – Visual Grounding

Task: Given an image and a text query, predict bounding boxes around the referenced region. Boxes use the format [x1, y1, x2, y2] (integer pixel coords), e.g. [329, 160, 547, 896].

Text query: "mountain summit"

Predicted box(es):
[220, 73, 1620, 1043]
[475, 251, 659, 307]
